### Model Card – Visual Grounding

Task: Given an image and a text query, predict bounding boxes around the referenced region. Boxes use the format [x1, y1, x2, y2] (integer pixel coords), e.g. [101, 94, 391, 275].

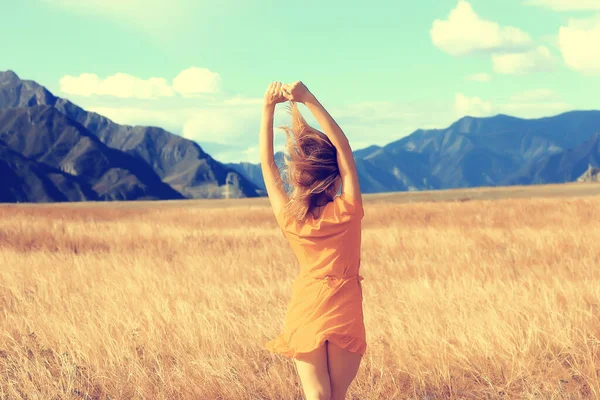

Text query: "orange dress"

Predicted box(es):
[265, 192, 366, 358]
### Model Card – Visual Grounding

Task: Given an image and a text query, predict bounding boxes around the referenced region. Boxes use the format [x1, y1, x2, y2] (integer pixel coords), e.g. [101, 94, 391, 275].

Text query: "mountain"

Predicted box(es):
[226, 162, 267, 192]
[358, 147, 439, 191]
[223, 148, 422, 195]
[0, 141, 97, 202]
[507, 133, 600, 185]
[226, 152, 286, 194]
[352, 145, 381, 159]
[577, 164, 600, 183]
[384, 112, 600, 189]
[387, 113, 600, 157]
[0, 105, 184, 201]
[0, 70, 260, 200]
[229, 112, 600, 193]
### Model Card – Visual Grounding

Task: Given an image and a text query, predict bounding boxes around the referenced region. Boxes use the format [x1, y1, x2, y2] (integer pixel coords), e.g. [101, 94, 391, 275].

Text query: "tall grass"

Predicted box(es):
[0, 194, 599, 399]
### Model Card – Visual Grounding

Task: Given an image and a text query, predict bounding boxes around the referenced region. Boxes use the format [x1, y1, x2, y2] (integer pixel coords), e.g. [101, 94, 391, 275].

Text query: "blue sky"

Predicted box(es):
[2, 0, 600, 162]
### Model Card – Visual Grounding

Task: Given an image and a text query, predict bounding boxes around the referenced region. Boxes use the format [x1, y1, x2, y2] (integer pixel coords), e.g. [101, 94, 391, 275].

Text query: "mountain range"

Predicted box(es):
[1, 69, 599, 203]
[0, 70, 259, 202]
[228, 112, 600, 193]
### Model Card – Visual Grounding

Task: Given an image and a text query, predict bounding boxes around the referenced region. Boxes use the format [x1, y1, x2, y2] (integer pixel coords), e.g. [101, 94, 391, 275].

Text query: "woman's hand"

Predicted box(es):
[264, 81, 287, 108]
[281, 81, 312, 103]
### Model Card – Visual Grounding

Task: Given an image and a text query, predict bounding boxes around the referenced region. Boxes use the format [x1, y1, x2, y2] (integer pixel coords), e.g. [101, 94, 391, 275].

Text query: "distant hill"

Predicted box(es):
[0, 70, 260, 202]
[225, 152, 286, 194]
[0, 141, 97, 202]
[226, 162, 267, 193]
[507, 133, 600, 185]
[577, 165, 600, 183]
[0, 105, 184, 201]
[229, 112, 600, 193]
[352, 145, 381, 159]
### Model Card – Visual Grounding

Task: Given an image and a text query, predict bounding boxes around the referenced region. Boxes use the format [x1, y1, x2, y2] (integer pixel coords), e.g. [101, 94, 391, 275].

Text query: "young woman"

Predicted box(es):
[261, 81, 366, 400]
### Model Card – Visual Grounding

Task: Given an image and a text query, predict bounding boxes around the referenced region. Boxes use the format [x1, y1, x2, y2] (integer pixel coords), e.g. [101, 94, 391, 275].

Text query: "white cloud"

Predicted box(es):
[492, 46, 554, 74]
[523, 0, 600, 11]
[213, 146, 270, 164]
[223, 96, 264, 106]
[329, 101, 458, 147]
[172, 67, 221, 97]
[510, 89, 557, 102]
[454, 91, 573, 119]
[499, 102, 573, 117]
[60, 73, 175, 99]
[85, 99, 264, 148]
[239, 146, 260, 163]
[86, 104, 259, 146]
[59, 67, 221, 99]
[466, 73, 492, 82]
[182, 109, 254, 144]
[558, 15, 600, 73]
[86, 106, 183, 132]
[455, 93, 493, 117]
[431, 0, 532, 55]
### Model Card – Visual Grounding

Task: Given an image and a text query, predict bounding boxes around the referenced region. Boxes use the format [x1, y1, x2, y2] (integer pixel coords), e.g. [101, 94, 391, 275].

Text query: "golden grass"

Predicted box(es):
[1, 186, 600, 399]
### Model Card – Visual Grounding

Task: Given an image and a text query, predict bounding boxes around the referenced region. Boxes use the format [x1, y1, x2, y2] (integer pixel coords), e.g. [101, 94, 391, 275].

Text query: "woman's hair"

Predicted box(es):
[278, 101, 340, 221]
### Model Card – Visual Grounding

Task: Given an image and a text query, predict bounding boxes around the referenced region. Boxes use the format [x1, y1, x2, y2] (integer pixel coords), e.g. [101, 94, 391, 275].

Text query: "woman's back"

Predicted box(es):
[276, 192, 364, 280]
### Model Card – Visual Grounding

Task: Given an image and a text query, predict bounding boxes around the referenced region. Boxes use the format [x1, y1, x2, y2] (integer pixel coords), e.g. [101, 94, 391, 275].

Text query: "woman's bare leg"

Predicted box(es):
[326, 341, 362, 400]
[293, 343, 331, 400]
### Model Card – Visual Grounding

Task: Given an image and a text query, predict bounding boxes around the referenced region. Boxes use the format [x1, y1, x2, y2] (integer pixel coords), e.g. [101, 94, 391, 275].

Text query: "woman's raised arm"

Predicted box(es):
[259, 81, 288, 216]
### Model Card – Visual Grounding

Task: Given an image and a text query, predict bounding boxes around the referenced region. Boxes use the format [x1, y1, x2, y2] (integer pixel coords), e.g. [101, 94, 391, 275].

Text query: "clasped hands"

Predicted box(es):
[263, 81, 312, 107]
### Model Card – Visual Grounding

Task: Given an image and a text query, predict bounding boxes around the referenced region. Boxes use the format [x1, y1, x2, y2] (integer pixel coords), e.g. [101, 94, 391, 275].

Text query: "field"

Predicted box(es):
[1, 183, 600, 399]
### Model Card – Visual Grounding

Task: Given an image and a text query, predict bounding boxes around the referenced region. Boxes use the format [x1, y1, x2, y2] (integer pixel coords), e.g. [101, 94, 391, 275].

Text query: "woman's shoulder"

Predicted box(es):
[334, 192, 364, 219]
[276, 193, 364, 237]
[307, 193, 364, 225]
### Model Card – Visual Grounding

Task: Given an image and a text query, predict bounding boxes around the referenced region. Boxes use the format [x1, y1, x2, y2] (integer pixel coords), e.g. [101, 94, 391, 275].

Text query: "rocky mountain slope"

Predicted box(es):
[0, 70, 259, 202]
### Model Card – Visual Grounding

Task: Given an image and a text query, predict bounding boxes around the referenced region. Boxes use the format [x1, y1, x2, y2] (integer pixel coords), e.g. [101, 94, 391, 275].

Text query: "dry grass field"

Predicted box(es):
[1, 183, 600, 399]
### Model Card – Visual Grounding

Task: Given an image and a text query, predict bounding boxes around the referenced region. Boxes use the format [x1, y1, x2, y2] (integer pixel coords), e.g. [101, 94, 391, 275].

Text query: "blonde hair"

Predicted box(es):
[278, 101, 340, 221]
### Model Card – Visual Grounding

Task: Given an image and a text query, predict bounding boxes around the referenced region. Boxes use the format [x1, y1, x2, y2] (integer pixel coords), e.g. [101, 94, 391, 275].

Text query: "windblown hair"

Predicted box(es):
[278, 101, 340, 221]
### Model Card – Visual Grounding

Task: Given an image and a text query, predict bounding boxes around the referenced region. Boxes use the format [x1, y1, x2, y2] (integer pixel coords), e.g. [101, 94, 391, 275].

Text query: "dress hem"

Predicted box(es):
[265, 333, 367, 359]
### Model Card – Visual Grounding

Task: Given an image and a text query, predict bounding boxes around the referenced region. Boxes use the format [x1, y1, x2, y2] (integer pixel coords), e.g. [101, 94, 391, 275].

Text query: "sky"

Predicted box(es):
[1, 0, 599, 163]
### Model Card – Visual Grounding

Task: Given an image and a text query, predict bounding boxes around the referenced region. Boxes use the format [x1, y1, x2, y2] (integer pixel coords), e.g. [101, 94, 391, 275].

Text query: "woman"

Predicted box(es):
[261, 81, 366, 400]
